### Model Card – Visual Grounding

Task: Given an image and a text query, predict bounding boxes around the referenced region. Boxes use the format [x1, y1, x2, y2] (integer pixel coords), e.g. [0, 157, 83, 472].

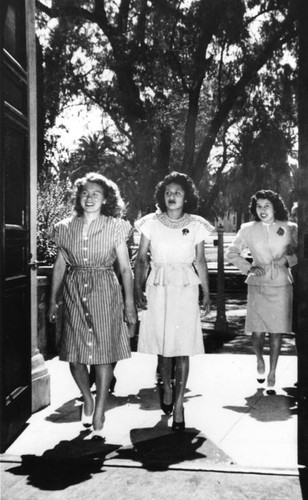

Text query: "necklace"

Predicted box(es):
[157, 212, 191, 229]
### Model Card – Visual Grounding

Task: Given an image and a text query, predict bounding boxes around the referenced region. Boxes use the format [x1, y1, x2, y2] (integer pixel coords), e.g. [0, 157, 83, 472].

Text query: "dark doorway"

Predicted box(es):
[0, 0, 32, 452]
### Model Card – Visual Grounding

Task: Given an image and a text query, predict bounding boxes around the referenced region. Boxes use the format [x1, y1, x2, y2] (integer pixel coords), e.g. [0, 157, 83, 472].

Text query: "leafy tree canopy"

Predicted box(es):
[36, 0, 298, 220]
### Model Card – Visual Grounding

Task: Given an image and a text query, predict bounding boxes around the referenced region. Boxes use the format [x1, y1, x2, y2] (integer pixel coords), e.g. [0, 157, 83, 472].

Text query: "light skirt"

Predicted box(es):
[138, 284, 204, 357]
[245, 284, 293, 334]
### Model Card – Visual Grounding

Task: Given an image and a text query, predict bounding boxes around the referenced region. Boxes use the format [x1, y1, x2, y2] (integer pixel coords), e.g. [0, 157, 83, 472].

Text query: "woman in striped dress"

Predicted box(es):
[48, 172, 136, 439]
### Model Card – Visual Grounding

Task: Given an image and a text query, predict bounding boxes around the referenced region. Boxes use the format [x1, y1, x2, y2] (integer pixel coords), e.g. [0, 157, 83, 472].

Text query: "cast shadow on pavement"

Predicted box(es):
[223, 388, 297, 422]
[5, 431, 120, 491]
[113, 416, 232, 471]
[203, 329, 296, 356]
[46, 384, 202, 424]
[5, 421, 232, 489]
[119, 384, 201, 413]
[45, 392, 135, 424]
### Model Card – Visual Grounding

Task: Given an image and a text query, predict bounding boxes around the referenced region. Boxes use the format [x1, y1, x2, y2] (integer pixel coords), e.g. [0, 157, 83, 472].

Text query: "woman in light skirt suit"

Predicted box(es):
[226, 190, 298, 394]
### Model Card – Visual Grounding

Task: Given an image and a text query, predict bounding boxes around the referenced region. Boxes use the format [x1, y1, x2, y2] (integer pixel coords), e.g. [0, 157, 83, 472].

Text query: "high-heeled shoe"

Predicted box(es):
[81, 404, 94, 428]
[91, 428, 105, 440]
[84, 428, 105, 441]
[160, 387, 173, 415]
[172, 410, 185, 432]
[266, 385, 276, 395]
[162, 401, 173, 415]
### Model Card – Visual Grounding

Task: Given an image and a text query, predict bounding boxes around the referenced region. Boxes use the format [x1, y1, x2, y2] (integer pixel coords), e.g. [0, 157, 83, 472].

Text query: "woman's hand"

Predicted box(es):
[124, 302, 137, 338]
[124, 301, 137, 323]
[48, 302, 58, 323]
[275, 256, 288, 267]
[249, 266, 265, 276]
[201, 292, 211, 317]
[134, 288, 148, 310]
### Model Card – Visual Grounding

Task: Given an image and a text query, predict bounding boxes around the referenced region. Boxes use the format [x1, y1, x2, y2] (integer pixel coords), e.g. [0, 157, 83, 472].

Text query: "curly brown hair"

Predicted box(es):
[249, 190, 289, 221]
[155, 171, 200, 213]
[73, 172, 125, 218]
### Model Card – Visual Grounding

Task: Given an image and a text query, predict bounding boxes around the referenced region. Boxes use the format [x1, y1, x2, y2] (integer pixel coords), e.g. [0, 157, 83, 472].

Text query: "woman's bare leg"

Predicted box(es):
[159, 355, 173, 405]
[69, 362, 94, 416]
[268, 333, 282, 388]
[251, 332, 266, 378]
[173, 356, 189, 422]
[93, 363, 113, 430]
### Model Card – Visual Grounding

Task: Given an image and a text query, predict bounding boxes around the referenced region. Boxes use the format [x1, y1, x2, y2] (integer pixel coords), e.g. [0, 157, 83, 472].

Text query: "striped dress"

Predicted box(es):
[51, 215, 132, 364]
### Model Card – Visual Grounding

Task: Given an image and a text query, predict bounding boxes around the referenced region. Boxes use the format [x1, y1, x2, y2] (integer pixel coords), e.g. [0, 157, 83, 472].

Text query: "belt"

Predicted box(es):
[67, 265, 113, 272]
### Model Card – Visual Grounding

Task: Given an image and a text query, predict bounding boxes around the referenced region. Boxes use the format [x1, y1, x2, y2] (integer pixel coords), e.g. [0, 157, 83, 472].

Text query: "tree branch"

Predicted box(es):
[194, 11, 297, 185]
[36, 0, 96, 23]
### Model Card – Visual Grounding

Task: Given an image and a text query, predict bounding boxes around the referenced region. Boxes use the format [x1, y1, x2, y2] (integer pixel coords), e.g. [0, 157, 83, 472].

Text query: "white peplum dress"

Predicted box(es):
[135, 212, 214, 357]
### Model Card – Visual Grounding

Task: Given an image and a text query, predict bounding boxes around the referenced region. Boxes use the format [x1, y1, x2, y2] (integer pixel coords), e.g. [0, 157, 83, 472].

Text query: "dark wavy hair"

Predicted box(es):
[73, 172, 125, 218]
[155, 171, 200, 213]
[249, 189, 289, 221]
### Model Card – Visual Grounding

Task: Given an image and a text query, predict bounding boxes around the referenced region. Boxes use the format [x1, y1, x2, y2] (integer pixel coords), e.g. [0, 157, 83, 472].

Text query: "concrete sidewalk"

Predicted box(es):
[1, 294, 304, 499]
[1, 349, 303, 499]
[2, 352, 298, 472]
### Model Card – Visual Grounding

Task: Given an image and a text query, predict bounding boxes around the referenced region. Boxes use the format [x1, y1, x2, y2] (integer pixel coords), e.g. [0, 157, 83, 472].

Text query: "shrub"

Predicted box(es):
[37, 176, 73, 265]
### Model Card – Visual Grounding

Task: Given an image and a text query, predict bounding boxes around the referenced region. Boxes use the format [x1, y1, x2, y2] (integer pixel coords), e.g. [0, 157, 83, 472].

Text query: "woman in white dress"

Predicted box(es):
[226, 190, 298, 394]
[134, 172, 214, 430]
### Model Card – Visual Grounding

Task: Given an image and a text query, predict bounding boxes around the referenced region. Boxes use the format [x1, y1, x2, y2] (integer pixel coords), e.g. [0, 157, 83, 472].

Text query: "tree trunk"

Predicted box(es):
[154, 126, 172, 182]
[182, 90, 200, 175]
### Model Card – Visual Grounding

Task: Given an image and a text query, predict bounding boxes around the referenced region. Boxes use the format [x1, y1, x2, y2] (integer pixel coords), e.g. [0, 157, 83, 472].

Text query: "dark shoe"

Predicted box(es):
[160, 387, 173, 415]
[172, 410, 185, 432]
[162, 401, 173, 415]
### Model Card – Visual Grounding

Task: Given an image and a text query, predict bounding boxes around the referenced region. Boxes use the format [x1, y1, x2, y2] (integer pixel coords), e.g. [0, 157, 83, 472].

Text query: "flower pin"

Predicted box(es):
[182, 228, 189, 236]
[277, 227, 285, 236]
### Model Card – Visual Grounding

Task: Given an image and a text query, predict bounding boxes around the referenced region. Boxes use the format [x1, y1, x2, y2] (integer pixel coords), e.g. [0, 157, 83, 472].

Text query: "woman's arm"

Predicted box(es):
[285, 223, 298, 267]
[195, 241, 211, 314]
[134, 233, 150, 310]
[225, 227, 254, 275]
[116, 241, 137, 328]
[48, 249, 66, 323]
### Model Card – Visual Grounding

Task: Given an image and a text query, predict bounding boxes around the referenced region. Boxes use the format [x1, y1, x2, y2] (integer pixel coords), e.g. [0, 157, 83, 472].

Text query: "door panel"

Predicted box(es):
[0, 0, 32, 452]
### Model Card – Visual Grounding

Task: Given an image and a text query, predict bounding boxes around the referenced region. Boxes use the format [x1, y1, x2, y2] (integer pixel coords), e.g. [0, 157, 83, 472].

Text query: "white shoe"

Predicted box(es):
[81, 404, 94, 427]
[84, 428, 105, 441]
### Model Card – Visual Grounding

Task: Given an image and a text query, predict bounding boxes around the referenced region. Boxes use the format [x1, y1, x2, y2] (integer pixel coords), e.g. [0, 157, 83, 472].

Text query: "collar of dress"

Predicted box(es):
[156, 212, 192, 229]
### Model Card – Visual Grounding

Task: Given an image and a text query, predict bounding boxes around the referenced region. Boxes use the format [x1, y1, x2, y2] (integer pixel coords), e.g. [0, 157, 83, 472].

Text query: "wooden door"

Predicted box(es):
[0, 0, 32, 452]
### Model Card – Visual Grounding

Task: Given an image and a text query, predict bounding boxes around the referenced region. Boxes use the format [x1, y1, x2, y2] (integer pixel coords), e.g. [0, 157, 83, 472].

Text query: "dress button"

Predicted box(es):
[84, 283, 88, 287]
[83, 257, 88, 262]
[83, 297, 87, 302]
[83, 247, 88, 251]
[89, 328, 93, 333]
[85, 313, 89, 317]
